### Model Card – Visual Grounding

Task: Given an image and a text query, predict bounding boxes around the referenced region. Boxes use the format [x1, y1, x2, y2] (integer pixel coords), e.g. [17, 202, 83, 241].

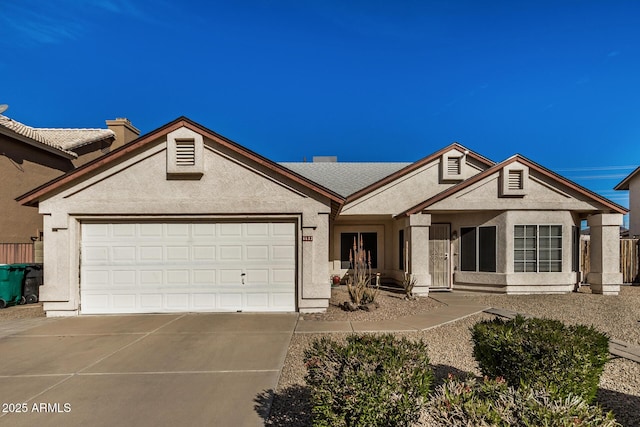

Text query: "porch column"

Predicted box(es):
[409, 213, 431, 295]
[299, 212, 331, 312]
[587, 213, 622, 295]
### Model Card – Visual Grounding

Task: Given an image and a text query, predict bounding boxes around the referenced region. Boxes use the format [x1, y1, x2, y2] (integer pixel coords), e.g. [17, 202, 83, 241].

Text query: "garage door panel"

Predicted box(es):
[219, 293, 243, 308]
[246, 269, 269, 284]
[219, 223, 242, 236]
[166, 246, 190, 261]
[246, 293, 269, 308]
[113, 294, 137, 310]
[193, 246, 216, 261]
[272, 269, 295, 284]
[166, 294, 190, 309]
[84, 246, 109, 263]
[113, 223, 136, 237]
[193, 270, 216, 284]
[140, 270, 163, 285]
[247, 223, 269, 236]
[167, 270, 190, 285]
[166, 223, 189, 237]
[246, 245, 269, 260]
[113, 246, 136, 262]
[83, 270, 110, 287]
[272, 245, 294, 260]
[140, 294, 163, 310]
[192, 294, 216, 309]
[81, 222, 296, 313]
[193, 223, 216, 237]
[113, 270, 136, 286]
[219, 269, 243, 284]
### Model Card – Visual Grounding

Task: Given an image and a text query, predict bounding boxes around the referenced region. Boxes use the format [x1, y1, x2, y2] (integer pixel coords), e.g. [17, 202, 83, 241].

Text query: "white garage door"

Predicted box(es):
[80, 222, 296, 314]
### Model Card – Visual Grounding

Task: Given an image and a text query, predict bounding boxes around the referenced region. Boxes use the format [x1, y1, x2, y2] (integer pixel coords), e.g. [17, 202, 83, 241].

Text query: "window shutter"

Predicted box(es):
[175, 139, 196, 166]
[508, 170, 523, 190]
[447, 156, 461, 175]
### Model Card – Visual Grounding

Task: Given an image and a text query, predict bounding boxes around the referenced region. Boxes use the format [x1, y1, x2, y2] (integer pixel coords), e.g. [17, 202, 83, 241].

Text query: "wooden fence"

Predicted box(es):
[0, 243, 34, 264]
[580, 238, 639, 284]
[620, 239, 640, 284]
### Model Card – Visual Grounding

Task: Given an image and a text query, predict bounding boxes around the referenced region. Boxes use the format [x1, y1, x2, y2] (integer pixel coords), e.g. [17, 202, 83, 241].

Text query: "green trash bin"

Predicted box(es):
[0, 264, 26, 308]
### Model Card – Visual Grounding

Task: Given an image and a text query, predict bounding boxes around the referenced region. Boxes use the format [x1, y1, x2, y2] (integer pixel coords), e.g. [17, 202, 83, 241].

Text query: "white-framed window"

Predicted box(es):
[514, 225, 562, 272]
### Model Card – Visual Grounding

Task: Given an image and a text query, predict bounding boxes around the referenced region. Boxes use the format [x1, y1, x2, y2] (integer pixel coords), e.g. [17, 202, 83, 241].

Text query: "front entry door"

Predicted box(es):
[429, 224, 451, 289]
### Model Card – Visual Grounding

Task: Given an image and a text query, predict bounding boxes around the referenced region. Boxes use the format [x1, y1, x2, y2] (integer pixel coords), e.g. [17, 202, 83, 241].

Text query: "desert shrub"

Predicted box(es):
[304, 334, 433, 427]
[428, 375, 620, 427]
[346, 235, 379, 305]
[471, 315, 610, 403]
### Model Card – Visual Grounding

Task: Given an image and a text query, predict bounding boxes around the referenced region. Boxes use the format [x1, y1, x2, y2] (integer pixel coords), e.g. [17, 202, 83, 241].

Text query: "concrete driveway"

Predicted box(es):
[0, 313, 297, 427]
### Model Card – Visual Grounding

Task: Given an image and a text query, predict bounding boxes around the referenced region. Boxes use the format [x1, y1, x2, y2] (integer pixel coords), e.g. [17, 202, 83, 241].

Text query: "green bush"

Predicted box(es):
[428, 375, 620, 427]
[304, 334, 433, 427]
[471, 315, 610, 403]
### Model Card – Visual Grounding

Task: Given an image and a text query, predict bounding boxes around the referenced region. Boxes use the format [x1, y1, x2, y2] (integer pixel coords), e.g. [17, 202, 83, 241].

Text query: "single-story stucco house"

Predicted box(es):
[17, 117, 627, 316]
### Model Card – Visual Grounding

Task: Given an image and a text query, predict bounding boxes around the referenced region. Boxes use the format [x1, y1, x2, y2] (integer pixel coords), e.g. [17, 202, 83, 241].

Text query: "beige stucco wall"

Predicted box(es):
[0, 135, 73, 244]
[37, 130, 332, 316]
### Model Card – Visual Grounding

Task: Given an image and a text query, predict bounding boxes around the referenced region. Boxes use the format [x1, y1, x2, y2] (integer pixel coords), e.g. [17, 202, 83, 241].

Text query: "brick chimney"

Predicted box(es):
[106, 118, 140, 149]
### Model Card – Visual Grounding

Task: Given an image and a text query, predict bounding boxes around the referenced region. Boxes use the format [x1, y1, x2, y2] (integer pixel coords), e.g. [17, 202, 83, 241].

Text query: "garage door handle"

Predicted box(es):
[241, 273, 246, 285]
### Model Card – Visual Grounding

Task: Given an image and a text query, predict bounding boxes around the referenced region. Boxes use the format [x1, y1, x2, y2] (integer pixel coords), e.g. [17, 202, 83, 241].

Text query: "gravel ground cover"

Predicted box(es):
[0, 302, 44, 320]
[267, 285, 640, 426]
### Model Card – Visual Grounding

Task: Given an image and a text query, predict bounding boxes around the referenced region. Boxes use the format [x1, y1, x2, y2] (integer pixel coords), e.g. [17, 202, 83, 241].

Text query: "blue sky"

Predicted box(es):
[1, 1, 638, 222]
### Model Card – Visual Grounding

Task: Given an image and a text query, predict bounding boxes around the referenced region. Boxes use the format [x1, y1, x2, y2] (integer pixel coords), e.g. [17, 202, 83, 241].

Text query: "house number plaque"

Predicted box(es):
[302, 236, 313, 242]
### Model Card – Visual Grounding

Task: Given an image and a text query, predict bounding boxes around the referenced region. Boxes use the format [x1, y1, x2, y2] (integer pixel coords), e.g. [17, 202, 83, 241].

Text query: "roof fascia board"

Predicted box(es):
[399, 155, 628, 217]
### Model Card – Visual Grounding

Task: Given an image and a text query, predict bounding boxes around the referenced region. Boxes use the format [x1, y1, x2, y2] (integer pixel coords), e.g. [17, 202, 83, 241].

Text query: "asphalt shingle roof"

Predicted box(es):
[0, 115, 115, 156]
[279, 162, 411, 197]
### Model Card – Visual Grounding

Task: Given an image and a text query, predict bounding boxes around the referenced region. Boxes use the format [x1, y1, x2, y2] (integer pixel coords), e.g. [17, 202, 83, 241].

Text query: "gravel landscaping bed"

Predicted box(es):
[0, 303, 45, 320]
[300, 285, 444, 322]
[268, 285, 640, 426]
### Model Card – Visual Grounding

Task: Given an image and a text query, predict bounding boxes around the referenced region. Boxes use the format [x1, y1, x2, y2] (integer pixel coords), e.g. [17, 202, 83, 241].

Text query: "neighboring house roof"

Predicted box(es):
[0, 114, 115, 158]
[17, 117, 346, 210]
[279, 162, 411, 197]
[399, 154, 629, 216]
[36, 128, 115, 150]
[614, 166, 640, 190]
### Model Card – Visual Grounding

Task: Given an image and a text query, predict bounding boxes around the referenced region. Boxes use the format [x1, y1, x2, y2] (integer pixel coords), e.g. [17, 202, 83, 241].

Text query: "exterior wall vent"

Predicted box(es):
[501, 164, 528, 197]
[447, 156, 461, 175]
[508, 169, 524, 190]
[441, 150, 465, 181]
[175, 139, 196, 166]
[167, 127, 204, 179]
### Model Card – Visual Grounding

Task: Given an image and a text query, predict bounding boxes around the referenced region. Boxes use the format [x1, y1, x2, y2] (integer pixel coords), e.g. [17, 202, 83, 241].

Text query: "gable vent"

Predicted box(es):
[508, 169, 523, 190]
[175, 139, 196, 166]
[447, 156, 461, 175]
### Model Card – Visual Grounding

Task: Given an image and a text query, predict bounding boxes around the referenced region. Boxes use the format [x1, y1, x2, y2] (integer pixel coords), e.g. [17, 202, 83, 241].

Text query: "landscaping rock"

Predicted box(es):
[341, 301, 359, 312]
[361, 302, 378, 312]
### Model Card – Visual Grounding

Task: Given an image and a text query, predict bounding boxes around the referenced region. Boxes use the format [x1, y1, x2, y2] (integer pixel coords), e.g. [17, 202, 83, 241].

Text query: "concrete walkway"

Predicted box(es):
[295, 292, 490, 333]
